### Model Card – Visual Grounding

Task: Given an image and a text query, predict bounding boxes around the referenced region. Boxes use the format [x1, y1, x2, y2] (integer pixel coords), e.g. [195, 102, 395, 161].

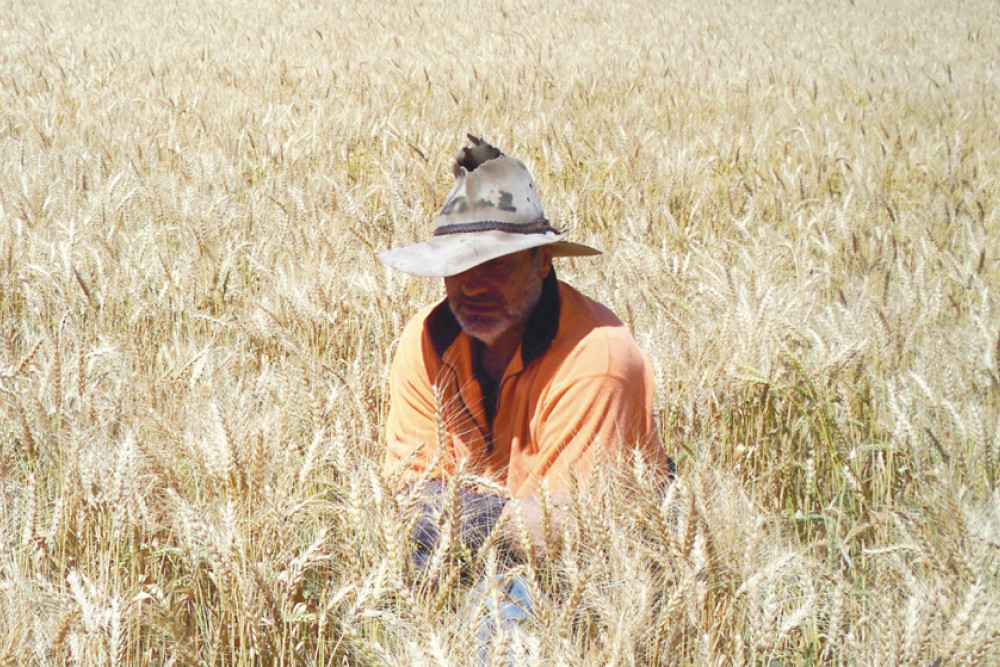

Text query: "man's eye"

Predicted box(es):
[485, 258, 514, 271]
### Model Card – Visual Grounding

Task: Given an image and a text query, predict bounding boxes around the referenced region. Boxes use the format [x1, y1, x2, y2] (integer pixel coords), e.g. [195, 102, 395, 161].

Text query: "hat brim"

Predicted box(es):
[377, 230, 602, 277]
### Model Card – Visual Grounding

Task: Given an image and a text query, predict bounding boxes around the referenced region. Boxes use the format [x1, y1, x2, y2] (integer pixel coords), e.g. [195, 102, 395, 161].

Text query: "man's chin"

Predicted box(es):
[454, 314, 507, 345]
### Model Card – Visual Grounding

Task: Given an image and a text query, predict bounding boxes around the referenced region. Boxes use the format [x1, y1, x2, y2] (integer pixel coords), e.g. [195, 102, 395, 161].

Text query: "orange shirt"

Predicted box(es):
[384, 272, 669, 496]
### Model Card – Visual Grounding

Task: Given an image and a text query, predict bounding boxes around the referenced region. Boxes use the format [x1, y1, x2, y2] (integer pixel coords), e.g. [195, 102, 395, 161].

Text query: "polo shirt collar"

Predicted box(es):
[425, 269, 561, 367]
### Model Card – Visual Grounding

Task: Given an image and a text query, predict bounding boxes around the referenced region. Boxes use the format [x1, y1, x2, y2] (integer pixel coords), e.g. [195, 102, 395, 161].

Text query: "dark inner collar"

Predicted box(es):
[520, 269, 560, 366]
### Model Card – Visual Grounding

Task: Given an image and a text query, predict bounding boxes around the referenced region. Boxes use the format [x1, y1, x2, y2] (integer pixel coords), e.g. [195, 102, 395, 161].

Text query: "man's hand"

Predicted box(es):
[497, 491, 572, 563]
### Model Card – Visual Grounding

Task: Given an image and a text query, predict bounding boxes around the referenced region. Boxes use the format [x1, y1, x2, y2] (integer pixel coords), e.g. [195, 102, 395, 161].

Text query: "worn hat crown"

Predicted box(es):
[377, 134, 600, 277]
[434, 136, 551, 237]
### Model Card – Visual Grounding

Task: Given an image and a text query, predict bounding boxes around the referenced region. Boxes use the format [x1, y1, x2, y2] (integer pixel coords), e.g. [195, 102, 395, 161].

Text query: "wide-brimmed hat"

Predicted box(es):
[377, 135, 601, 277]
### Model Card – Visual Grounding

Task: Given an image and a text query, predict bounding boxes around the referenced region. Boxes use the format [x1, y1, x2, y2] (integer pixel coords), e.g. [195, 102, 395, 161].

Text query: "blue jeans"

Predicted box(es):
[475, 574, 535, 666]
[407, 480, 506, 570]
[403, 481, 535, 664]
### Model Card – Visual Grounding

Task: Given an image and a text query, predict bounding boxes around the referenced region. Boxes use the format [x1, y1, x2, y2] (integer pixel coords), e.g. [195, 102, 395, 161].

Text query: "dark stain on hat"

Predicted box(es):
[498, 191, 517, 212]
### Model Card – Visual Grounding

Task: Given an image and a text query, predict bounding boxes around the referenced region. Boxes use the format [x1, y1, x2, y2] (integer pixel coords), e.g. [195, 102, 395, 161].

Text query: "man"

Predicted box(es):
[378, 135, 672, 558]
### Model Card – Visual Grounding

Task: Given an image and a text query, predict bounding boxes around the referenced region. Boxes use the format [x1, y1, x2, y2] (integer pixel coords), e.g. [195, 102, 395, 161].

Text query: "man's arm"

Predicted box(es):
[500, 340, 671, 561]
[515, 368, 668, 496]
[383, 314, 446, 484]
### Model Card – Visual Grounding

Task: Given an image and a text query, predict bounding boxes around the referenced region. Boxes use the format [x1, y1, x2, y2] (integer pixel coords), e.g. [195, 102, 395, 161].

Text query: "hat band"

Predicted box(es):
[434, 219, 555, 236]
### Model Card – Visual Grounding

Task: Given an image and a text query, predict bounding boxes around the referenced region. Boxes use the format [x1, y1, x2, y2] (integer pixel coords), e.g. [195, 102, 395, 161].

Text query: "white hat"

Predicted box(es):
[377, 135, 601, 277]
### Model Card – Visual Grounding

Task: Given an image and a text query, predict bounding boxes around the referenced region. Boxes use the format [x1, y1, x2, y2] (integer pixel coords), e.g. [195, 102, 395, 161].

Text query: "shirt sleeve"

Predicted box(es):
[383, 316, 445, 484]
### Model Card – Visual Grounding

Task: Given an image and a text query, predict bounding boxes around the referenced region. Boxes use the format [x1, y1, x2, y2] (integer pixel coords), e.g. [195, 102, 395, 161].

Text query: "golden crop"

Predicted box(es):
[2, 0, 998, 663]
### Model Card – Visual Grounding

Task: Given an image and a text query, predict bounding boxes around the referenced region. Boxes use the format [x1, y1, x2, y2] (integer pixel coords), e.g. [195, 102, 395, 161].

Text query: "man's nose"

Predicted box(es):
[460, 267, 497, 294]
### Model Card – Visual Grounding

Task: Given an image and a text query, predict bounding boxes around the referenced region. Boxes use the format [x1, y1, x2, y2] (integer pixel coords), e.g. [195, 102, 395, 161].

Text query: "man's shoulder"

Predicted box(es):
[397, 301, 434, 345]
[400, 300, 439, 332]
[553, 282, 649, 378]
[557, 281, 625, 329]
[394, 299, 449, 363]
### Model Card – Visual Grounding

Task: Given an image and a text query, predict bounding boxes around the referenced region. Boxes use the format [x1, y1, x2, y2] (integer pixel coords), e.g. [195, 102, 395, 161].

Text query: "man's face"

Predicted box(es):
[445, 249, 552, 346]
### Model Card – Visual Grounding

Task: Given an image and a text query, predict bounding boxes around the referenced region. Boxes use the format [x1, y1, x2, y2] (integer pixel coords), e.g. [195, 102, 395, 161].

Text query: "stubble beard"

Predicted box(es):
[449, 279, 543, 346]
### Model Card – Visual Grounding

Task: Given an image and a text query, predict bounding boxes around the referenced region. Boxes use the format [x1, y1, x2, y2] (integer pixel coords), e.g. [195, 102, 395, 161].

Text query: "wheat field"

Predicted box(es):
[2, 0, 999, 664]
